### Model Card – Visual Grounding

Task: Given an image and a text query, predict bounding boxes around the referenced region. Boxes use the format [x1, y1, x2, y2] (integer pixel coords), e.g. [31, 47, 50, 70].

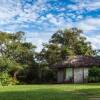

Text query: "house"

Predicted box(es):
[53, 56, 100, 83]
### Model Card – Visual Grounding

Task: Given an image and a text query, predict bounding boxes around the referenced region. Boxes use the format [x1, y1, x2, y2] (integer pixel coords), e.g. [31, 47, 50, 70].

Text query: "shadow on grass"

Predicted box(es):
[79, 88, 100, 96]
[0, 88, 88, 100]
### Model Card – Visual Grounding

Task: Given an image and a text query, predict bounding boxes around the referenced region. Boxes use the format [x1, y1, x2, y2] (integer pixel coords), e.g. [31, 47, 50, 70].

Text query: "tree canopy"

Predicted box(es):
[0, 31, 36, 81]
[0, 27, 99, 84]
[42, 28, 94, 66]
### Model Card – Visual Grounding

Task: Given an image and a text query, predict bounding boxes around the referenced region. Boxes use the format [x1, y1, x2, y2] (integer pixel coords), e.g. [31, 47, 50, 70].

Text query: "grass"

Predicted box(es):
[0, 84, 100, 100]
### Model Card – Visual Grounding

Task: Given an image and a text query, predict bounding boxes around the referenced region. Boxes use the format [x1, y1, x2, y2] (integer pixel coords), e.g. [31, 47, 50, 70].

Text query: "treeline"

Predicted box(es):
[0, 28, 100, 85]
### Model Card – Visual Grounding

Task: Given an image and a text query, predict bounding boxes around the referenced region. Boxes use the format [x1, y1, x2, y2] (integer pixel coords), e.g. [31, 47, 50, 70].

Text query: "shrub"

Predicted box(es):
[0, 72, 10, 86]
[88, 66, 100, 82]
[41, 69, 57, 83]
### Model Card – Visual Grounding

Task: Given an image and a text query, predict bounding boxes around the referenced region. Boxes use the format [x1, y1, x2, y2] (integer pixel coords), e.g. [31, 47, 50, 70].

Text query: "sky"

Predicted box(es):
[0, 0, 100, 51]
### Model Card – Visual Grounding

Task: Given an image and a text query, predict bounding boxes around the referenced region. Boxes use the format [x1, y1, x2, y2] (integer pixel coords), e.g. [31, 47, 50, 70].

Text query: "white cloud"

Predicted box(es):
[26, 37, 44, 52]
[67, 1, 100, 11]
[0, 0, 21, 20]
[26, 32, 51, 52]
[76, 18, 100, 31]
[86, 35, 100, 49]
[0, 0, 48, 24]
[86, 2, 100, 11]
[0, 0, 50, 32]
[0, 0, 99, 51]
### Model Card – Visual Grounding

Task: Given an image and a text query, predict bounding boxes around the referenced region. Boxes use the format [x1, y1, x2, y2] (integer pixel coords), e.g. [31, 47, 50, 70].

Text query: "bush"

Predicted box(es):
[88, 66, 100, 82]
[0, 72, 10, 86]
[16, 68, 57, 84]
[0, 71, 20, 86]
[41, 69, 57, 83]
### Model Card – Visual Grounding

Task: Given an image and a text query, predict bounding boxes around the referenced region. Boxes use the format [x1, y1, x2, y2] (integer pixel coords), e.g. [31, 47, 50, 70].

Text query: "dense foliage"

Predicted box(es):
[0, 31, 56, 85]
[0, 28, 99, 85]
[89, 67, 100, 82]
[42, 28, 94, 66]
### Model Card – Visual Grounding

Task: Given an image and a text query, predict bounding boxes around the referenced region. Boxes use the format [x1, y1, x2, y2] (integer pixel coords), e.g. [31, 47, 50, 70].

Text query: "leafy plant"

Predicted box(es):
[88, 66, 100, 82]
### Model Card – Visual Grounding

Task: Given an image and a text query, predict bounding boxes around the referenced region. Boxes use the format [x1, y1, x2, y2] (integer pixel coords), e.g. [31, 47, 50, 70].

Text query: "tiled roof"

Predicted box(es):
[53, 56, 100, 68]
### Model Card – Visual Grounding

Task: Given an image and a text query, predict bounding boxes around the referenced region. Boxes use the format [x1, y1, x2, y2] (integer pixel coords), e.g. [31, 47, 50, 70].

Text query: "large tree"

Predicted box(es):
[0, 31, 36, 81]
[42, 28, 94, 66]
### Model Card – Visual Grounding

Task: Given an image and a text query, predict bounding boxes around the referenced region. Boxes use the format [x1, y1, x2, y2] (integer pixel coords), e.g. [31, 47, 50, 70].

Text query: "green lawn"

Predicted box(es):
[0, 84, 100, 100]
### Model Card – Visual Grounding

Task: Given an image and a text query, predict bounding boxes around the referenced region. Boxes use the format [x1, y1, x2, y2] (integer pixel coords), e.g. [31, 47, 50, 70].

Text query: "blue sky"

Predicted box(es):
[0, 0, 100, 51]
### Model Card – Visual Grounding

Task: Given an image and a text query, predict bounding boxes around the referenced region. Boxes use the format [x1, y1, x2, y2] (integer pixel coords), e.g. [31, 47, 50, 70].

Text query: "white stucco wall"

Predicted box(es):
[84, 68, 89, 82]
[74, 68, 84, 83]
[57, 67, 89, 83]
[74, 68, 89, 83]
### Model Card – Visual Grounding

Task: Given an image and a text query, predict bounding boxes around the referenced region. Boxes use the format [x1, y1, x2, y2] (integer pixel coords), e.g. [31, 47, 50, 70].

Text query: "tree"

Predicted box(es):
[0, 31, 36, 84]
[42, 28, 94, 66]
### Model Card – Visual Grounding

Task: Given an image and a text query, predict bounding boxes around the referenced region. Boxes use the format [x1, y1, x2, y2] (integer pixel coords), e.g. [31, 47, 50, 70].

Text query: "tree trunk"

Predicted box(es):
[13, 70, 19, 80]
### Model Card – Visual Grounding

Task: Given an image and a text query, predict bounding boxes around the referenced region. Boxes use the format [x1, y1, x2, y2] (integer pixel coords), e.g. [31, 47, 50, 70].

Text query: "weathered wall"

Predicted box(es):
[57, 67, 89, 83]
[74, 68, 89, 83]
[84, 68, 89, 82]
[74, 68, 84, 83]
[65, 68, 73, 82]
[57, 69, 64, 83]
